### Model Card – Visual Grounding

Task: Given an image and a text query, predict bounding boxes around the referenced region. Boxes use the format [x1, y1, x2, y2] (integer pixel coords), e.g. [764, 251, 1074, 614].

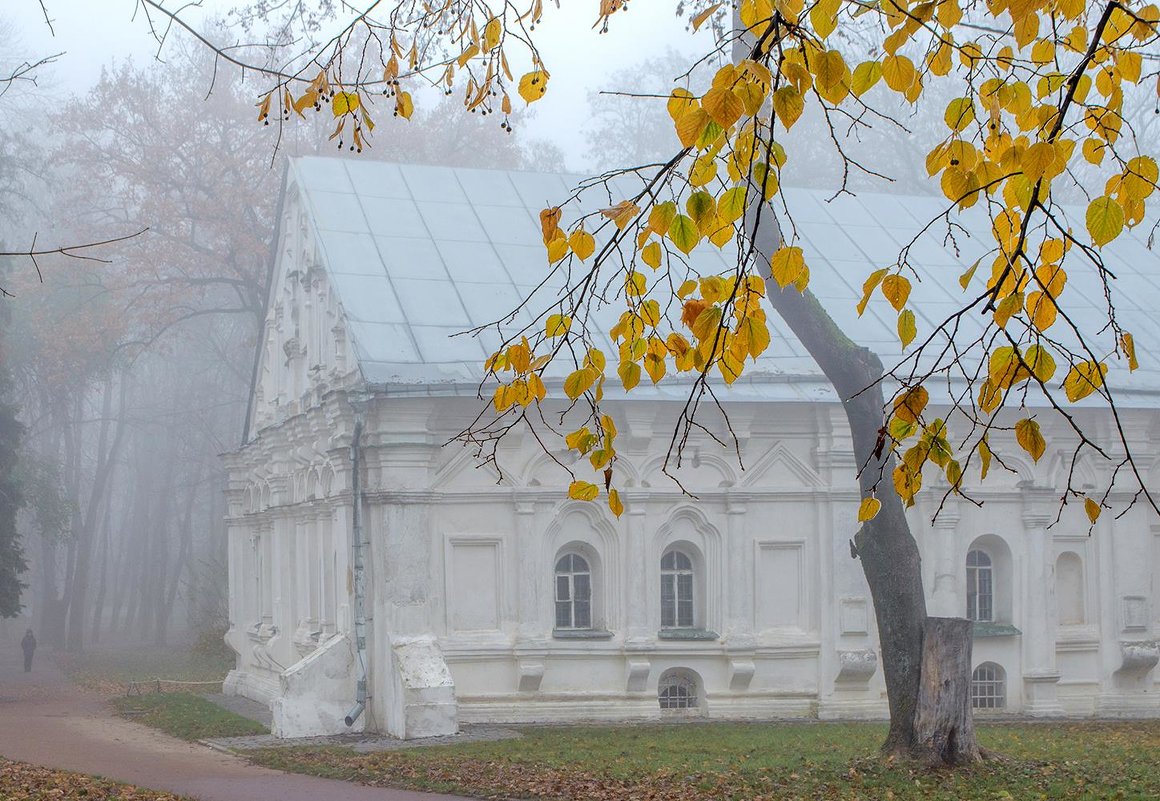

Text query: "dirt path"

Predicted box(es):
[0, 642, 475, 801]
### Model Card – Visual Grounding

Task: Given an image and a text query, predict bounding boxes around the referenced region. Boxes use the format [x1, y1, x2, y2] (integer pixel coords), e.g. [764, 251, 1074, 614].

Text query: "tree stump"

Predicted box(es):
[911, 616, 981, 765]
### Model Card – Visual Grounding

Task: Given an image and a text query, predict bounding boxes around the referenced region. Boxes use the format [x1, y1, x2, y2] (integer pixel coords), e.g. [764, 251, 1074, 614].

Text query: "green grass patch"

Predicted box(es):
[250, 720, 1160, 800]
[58, 643, 234, 693]
[113, 693, 267, 741]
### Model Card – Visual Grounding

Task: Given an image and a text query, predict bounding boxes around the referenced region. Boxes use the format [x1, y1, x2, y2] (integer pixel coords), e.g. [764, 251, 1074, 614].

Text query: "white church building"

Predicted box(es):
[223, 157, 1160, 739]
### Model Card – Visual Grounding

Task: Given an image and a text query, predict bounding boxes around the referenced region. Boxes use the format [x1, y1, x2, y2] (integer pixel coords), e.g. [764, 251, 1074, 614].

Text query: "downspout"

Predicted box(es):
[345, 397, 368, 727]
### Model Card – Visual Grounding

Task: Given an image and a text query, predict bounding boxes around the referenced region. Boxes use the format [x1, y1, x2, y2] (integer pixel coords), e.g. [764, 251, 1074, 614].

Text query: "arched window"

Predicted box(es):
[554, 553, 592, 629]
[966, 550, 993, 622]
[971, 662, 1006, 710]
[661, 549, 695, 628]
[658, 669, 700, 710]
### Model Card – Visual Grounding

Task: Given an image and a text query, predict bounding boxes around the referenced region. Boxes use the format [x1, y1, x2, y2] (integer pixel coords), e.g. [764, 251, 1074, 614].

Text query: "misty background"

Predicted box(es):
[0, 1, 1155, 658]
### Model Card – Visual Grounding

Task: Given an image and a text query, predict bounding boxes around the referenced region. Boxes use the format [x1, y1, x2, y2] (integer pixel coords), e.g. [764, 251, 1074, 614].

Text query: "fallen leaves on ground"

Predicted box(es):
[250, 720, 1160, 800]
[0, 758, 190, 800]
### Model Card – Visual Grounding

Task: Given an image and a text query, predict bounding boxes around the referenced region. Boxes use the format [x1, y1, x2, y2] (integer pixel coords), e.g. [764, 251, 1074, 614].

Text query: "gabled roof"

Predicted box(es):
[287, 156, 1160, 406]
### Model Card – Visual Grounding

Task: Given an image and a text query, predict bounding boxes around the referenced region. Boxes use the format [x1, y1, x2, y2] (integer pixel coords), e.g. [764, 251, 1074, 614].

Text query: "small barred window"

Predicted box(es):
[971, 662, 1006, 710]
[658, 670, 699, 710]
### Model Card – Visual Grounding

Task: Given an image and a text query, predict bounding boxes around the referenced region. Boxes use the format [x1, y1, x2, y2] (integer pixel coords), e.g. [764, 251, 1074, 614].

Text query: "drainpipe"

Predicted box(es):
[345, 398, 368, 727]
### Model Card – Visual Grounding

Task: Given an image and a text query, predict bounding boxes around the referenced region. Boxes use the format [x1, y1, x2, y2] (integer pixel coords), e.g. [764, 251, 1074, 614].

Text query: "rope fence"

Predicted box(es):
[125, 678, 225, 696]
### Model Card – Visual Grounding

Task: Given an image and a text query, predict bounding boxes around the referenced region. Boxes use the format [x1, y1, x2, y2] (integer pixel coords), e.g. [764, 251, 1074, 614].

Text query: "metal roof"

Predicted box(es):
[288, 156, 1160, 407]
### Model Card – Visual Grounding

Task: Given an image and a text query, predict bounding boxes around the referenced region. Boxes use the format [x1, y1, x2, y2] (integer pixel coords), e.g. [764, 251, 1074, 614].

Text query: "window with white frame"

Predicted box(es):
[658, 669, 699, 710]
[661, 549, 695, 628]
[554, 553, 592, 629]
[966, 549, 994, 622]
[971, 662, 1006, 709]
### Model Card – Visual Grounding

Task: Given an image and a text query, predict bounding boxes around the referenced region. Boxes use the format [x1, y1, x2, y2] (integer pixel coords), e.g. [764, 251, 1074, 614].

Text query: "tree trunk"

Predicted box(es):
[912, 617, 981, 765]
[746, 203, 976, 760]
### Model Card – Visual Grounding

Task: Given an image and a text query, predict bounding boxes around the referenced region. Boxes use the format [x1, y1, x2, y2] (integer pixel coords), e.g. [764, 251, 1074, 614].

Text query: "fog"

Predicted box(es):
[0, 0, 1156, 666]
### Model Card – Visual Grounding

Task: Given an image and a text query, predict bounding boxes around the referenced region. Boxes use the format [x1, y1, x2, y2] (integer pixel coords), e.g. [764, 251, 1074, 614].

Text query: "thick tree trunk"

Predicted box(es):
[747, 204, 976, 760]
[913, 617, 981, 765]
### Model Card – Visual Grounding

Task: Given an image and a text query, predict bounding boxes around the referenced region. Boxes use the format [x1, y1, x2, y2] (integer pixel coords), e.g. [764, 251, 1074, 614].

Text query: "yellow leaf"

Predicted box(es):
[1084, 497, 1101, 523]
[569, 229, 596, 260]
[1024, 344, 1057, 383]
[979, 436, 993, 480]
[669, 215, 701, 254]
[1025, 291, 1057, 331]
[1087, 195, 1124, 246]
[1063, 361, 1108, 402]
[772, 86, 804, 130]
[703, 85, 745, 128]
[644, 350, 666, 383]
[1015, 418, 1046, 462]
[718, 186, 747, 223]
[882, 54, 916, 93]
[770, 246, 806, 289]
[1122, 332, 1139, 371]
[518, 70, 549, 104]
[897, 309, 917, 348]
[893, 385, 929, 424]
[858, 496, 881, 522]
[676, 107, 711, 148]
[332, 91, 361, 116]
[547, 236, 570, 263]
[881, 275, 911, 311]
[667, 88, 697, 121]
[944, 97, 975, 132]
[641, 241, 663, 269]
[691, 1, 723, 30]
[601, 200, 640, 230]
[608, 488, 625, 517]
[539, 207, 562, 244]
[568, 481, 600, 502]
[810, 0, 841, 38]
[564, 368, 595, 399]
[851, 61, 882, 96]
[483, 17, 502, 51]
[618, 360, 641, 390]
[857, 268, 888, 316]
[546, 314, 571, 337]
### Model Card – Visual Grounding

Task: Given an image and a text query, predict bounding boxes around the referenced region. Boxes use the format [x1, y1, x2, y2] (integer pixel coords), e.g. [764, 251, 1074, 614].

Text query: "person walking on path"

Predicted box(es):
[20, 629, 35, 673]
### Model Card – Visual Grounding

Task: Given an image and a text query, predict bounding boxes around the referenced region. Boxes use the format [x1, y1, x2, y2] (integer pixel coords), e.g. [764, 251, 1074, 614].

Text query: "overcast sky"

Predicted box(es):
[5, 0, 705, 168]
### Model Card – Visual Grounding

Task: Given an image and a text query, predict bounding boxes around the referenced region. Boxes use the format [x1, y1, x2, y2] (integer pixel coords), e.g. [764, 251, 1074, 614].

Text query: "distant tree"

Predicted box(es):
[0, 267, 25, 618]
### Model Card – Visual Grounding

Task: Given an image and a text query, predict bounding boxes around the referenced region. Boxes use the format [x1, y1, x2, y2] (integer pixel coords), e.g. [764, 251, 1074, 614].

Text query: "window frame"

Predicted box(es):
[660, 549, 696, 629]
[966, 549, 994, 623]
[657, 669, 701, 711]
[970, 662, 1006, 710]
[554, 552, 594, 631]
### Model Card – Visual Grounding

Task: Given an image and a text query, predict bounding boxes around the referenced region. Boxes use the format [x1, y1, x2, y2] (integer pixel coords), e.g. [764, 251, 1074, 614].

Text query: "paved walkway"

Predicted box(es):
[0, 642, 475, 801]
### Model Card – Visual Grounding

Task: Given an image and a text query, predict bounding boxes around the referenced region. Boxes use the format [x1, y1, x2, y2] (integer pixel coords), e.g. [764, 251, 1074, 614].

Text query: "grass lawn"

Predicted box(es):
[250, 719, 1160, 800]
[57, 642, 234, 694]
[113, 693, 268, 741]
[0, 757, 190, 800]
